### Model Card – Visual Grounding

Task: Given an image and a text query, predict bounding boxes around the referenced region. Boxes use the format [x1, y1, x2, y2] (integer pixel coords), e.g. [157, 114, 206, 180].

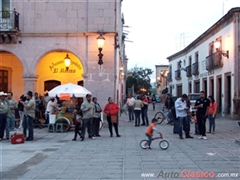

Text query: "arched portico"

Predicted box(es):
[0, 50, 24, 99]
[34, 50, 85, 96]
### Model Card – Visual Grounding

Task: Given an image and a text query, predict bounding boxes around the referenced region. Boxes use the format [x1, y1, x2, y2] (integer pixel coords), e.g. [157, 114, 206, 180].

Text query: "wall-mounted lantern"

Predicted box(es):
[97, 33, 105, 65]
[214, 41, 229, 58]
[64, 54, 71, 70]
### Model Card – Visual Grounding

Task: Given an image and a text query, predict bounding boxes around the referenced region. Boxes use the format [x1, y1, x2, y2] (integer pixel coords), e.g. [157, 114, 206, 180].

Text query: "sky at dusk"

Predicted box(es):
[122, 0, 240, 82]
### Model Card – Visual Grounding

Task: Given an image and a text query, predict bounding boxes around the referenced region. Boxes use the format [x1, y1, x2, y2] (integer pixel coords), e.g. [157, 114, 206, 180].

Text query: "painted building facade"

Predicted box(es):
[0, 0, 127, 108]
[167, 8, 240, 118]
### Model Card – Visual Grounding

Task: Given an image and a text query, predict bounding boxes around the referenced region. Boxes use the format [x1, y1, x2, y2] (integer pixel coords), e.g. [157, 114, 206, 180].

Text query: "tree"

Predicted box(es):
[126, 66, 153, 95]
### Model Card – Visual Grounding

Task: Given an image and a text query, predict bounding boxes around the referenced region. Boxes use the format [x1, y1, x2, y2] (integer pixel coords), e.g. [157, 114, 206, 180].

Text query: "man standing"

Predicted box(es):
[126, 95, 135, 122]
[194, 91, 210, 140]
[81, 94, 95, 141]
[6, 92, 17, 140]
[21, 91, 36, 141]
[0, 92, 8, 141]
[45, 97, 58, 124]
[175, 94, 193, 139]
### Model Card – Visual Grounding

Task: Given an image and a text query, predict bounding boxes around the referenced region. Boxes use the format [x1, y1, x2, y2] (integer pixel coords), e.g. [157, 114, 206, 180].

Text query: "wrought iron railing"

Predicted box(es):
[192, 62, 199, 75]
[175, 69, 181, 80]
[186, 65, 192, 77]
[206, 51, 223, 70]
[0, 9, 20, 31]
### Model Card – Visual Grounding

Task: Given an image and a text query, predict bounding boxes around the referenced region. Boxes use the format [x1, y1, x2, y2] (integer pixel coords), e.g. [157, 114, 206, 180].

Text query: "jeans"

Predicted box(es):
[107, 116, 119, 136]
[128, 106, 134, 121]
[73, 123, 81, 140]
[178, 116, 190, 137]
[93, 117, 101, 136]
[152, 102, 156, 110]
[208, 114, 215, 132]
[146, 133, 152, 147]
[18, 111, 24, 128]
[0, 114, 7, 139]
[197, 114, 207, 136]
[81, 118, 93, 138]
[6, 116, 15, 138]
[143, 109, 149, 125]
[173, 115, 179, 134]
[22, 115, 34, 139]
[195, 123, 199, 134]
[134, 109, 141, 126]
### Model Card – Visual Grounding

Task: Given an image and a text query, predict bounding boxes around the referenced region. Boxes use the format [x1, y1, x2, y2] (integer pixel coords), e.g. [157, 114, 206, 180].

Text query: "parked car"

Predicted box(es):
[188, 93, 201, 116]
[155, 95, 161, 103]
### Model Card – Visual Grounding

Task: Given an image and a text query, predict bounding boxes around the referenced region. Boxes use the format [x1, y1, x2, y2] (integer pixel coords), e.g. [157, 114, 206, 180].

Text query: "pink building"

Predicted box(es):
[0, 0, 127, 107]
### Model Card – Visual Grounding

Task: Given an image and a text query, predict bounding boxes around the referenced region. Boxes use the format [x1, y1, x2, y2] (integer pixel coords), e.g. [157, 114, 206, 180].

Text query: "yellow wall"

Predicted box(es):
[36, 52, 84, 96]
[0, 53, 24, 100]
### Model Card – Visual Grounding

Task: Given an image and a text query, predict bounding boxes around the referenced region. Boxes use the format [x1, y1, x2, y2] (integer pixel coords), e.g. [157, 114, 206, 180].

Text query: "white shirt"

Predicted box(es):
[175, 98, 187, 118]
[127, 97, 135, 106]
[46, 99, 58, 114]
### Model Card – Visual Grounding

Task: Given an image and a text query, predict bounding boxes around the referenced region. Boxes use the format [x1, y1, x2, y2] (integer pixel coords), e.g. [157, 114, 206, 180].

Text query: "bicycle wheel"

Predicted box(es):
[154, 112, 164, 124]
[159, 140, 169, 150]
[139, 140, 148, 149]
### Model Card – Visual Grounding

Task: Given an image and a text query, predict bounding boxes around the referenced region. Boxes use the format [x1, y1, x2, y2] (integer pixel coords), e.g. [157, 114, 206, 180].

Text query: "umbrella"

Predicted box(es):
[48, 83, 91, 98]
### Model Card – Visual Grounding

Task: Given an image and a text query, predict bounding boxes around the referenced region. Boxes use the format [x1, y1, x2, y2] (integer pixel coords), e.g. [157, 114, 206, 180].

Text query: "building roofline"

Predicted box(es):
[166, 7, 240, 60]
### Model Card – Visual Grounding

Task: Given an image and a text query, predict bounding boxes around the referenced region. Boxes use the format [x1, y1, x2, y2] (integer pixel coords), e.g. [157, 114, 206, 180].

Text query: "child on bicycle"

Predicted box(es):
[145, 118, 159, 150]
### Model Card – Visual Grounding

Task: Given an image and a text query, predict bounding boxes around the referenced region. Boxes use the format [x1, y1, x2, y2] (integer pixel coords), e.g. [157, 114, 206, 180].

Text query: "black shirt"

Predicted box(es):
[195, 98, 210, 116]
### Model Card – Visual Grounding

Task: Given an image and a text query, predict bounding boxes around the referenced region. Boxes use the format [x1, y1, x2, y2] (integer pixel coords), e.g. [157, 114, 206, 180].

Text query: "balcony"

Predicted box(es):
[186, 65, 192, 77]
[167, 72, 172, 82]
[192, 62, 199, 75]
[175, 69, 181, 80]
[206, 51, 223, 70]
[0, 10, 20, 44]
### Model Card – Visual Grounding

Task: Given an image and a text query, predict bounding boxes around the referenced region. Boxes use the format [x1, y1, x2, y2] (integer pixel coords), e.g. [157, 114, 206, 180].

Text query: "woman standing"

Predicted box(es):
[103, 97, 121, 137]
[151, 94, 156, 111]
[207, 95, 217, 134]
[133, 96, 143, 127]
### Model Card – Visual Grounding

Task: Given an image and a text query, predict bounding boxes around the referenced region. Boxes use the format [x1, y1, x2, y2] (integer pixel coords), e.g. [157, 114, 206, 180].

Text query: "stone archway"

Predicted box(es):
[0, 50, 24, 100]
[35, 51, 85, 96]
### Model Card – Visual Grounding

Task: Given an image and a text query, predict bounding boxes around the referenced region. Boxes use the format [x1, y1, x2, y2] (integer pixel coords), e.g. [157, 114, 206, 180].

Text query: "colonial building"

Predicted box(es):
[167, 7, 240, 119]
[155, 65, 168, 102]
[0, 0, 127, 107]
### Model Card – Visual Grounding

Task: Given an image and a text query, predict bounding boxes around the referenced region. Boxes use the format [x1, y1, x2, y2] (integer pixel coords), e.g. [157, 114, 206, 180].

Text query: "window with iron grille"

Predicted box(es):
[0, 70, 8, 92]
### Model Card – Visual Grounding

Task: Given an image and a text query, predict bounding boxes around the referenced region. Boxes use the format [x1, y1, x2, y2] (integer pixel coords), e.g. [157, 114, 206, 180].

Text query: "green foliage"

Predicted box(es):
[126, 66, 153, 94]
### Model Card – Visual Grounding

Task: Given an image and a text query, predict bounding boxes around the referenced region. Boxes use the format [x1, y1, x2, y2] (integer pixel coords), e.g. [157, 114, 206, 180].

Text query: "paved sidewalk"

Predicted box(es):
[0, 103, 239, 180]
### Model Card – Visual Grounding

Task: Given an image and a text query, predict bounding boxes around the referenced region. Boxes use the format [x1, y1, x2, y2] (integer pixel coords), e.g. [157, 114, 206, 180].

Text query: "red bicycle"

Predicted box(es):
[139, 132, 169, 150]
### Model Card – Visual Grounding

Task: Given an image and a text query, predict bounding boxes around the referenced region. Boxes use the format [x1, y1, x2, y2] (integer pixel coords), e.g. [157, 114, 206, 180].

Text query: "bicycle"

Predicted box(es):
[139, 132, 169, 150]
[154, 107, 172, 124]
[120, 103, 128, 116]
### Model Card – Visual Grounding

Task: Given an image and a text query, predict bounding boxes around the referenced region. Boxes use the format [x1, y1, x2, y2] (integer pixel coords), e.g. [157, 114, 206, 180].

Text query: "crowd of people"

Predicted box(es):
[0, 89, 217, 144]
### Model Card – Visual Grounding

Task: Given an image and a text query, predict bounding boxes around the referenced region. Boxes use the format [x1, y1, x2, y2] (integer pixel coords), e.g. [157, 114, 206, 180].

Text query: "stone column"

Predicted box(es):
[22, 74, 39, 94]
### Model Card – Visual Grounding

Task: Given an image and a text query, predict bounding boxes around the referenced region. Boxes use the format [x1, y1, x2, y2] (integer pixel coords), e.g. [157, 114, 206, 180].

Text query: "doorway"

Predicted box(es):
[44, 80, 61, 91]
[225, 74, 231, 114]
[202, 78, 207, 97]
[0, 70, 8, 92]
[216, 76, 222, 113]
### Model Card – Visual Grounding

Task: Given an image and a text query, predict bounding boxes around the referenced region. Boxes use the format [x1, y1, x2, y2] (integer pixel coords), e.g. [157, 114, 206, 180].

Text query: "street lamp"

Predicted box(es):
[97, 33, 105, 65]
[64, 54, 71, 70]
